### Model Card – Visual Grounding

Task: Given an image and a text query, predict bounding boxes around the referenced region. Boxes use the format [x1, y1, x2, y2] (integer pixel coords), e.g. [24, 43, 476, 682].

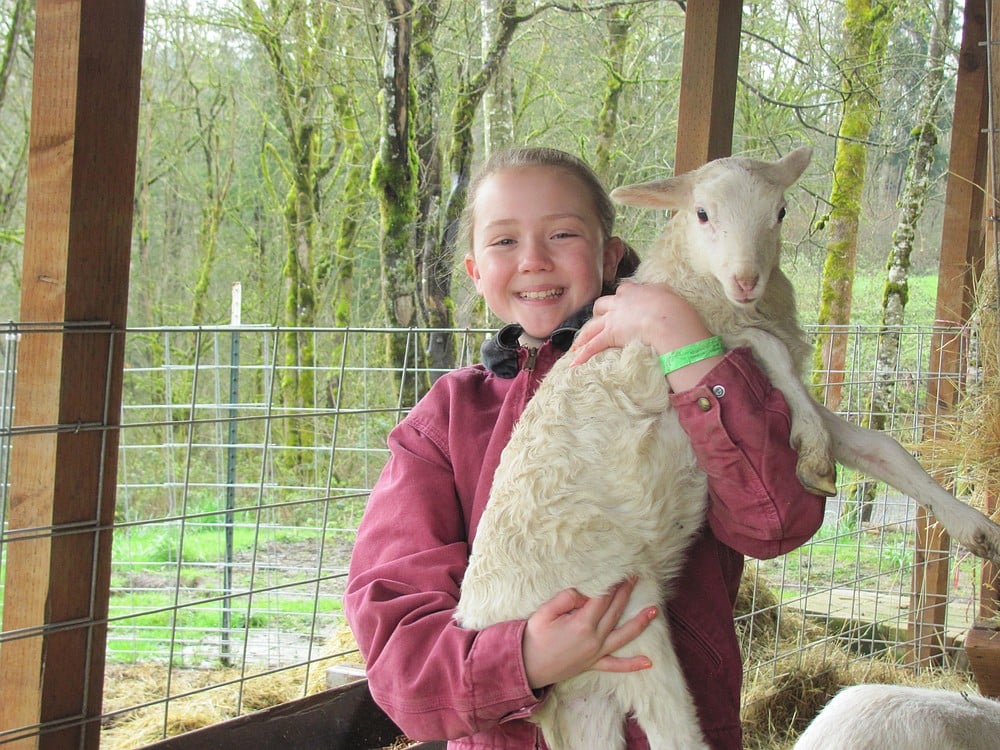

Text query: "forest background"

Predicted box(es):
[0, 0, 960, 386]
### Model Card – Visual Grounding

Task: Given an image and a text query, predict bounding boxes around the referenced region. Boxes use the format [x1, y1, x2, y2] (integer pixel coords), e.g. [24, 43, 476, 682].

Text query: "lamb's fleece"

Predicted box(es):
[793, 684, 1000, 750]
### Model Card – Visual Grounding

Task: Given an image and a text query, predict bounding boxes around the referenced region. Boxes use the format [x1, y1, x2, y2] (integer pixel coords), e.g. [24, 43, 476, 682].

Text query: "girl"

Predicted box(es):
[344, 147, 825, 749]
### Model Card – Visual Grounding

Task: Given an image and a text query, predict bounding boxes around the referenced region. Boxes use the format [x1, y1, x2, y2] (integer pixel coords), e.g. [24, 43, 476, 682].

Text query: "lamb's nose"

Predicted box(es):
[734, 275, 759, 294]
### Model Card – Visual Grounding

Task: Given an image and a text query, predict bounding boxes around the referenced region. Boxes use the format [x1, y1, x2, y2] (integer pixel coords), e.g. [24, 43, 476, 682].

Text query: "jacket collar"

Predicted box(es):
[480, 303, 594, 378]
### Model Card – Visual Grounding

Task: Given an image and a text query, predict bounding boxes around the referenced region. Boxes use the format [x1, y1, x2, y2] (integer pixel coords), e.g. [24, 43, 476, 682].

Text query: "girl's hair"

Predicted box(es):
[457, 147, 639, 281]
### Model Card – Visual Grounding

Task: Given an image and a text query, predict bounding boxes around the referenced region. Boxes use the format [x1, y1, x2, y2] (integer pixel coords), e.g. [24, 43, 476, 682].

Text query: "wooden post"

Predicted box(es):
[0, 1, 144, 747]
[909, 0, 988, 667]
[674, 0, 742, 174]
[981, 0, 1000, 625]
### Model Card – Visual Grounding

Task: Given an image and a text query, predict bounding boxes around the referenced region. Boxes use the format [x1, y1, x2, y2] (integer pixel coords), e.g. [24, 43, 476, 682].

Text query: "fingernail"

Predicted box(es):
[638, 657, 652, 670]
[645, 607, 658, 621]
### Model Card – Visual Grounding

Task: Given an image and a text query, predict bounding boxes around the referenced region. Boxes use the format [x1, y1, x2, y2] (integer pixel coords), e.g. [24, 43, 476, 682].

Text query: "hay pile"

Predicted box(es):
[737, 568, 980, 749]
[103, 570, 984, 749]
[101, 622, 361, 749]
[917, 258, 1000, 623]
[918, 260, 1000, 511]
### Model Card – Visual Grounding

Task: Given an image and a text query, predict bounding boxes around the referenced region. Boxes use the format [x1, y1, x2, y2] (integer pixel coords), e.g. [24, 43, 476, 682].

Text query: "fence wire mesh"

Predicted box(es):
[0, 322, 986, 747]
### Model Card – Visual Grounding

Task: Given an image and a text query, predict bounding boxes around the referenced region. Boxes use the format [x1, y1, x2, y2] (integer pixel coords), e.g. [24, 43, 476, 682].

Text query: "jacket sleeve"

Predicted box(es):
[343, 420, 542, 741]
[670, 346, 827, 558]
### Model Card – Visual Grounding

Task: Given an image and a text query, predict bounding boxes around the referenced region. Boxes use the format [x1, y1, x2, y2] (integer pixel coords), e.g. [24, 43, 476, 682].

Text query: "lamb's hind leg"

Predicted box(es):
[819, 406, 1000, 564]
[534, 686, 627, 750]
[540, 578, 709, 750]
[722, 328, 838, 497]
[620, 613, 710, 750]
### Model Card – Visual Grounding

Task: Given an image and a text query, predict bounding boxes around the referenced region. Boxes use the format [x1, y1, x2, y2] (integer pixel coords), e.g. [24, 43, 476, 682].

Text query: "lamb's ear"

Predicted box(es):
[768, 146, 812, 188]
[610, 173, 692, 210]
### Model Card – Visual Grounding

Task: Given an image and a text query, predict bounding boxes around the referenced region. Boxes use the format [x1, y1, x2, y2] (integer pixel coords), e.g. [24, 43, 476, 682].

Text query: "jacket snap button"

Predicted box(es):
[697, 397, 712, 411]
[711, 385, 726, 398]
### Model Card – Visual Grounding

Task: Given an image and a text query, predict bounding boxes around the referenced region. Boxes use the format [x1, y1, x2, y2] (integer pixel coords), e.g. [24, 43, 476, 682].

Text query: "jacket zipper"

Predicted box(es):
[524, 347, 538, 371]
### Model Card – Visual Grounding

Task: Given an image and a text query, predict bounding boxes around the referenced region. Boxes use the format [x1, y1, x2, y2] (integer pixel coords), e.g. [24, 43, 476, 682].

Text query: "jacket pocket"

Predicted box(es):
[668, 607, 724, 671]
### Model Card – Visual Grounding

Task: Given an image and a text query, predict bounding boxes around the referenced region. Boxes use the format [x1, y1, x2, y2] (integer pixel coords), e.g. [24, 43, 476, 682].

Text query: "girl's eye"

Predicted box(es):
[778, 206, 787, 222]
[552, 231, 577, 240]
[696, 208, 709, 223]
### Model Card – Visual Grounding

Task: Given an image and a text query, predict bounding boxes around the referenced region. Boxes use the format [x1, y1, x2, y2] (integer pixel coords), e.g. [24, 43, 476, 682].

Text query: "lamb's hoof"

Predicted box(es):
[965, 524, 1000, 566]
[796, 460, 838, 498]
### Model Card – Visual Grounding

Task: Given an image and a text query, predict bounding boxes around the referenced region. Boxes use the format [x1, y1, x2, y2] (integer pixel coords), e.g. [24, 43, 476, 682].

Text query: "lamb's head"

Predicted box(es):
[611, 146, 812, 307]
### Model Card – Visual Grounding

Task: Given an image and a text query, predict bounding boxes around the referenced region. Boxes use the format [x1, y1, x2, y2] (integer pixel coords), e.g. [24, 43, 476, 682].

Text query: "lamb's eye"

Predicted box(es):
[696, 208, 709, 223]
[778, 206, 787, 222]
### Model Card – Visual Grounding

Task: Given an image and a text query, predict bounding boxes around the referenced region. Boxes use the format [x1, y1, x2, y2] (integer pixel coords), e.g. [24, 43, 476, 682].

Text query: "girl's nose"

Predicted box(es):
[517, 236, 553, 271]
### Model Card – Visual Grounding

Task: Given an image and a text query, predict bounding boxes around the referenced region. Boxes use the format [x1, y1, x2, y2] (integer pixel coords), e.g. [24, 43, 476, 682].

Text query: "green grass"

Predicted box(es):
[787, 266, 939, 329]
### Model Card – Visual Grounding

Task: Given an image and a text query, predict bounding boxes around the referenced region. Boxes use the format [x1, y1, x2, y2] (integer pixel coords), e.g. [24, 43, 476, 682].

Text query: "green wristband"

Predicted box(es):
[658, 336, 725, 375]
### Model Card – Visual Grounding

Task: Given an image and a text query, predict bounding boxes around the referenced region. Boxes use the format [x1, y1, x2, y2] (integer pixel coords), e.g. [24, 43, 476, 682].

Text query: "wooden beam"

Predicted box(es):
[910, 0, 988, 667]
[674, 0, 742, 174]
[0, 1, 144, 747]
[137, 680, 440, 750]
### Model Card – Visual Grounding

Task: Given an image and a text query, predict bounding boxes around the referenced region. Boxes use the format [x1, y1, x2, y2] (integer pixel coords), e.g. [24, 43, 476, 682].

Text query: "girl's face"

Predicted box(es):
[465, 165, 623, 340]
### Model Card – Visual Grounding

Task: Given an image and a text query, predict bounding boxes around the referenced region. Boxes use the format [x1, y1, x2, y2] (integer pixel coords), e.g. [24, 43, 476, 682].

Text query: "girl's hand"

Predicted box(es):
[571, 282, 721, 391]
[521, 577, 658, 690]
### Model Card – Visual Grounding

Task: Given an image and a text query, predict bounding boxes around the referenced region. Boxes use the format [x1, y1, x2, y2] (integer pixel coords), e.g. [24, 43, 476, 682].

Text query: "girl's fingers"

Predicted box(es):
[595, 577, 635, 631]
[604, 605, 657, 653]
[539, 588, 587, 622]
[592, 653, 653, 673]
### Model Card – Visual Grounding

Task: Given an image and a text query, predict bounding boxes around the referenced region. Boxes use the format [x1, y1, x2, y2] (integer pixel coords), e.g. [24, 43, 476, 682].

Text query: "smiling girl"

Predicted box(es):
[345, 147, 824, 749]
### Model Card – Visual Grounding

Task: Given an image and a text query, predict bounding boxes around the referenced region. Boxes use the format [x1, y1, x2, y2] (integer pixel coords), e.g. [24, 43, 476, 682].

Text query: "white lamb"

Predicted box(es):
[793, 684, 1000, 750]
[454, 147, 1000, 750]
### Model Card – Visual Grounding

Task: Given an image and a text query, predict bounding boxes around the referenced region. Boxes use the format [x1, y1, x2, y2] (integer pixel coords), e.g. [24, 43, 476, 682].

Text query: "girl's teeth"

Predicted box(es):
[520, 289, 562, 300]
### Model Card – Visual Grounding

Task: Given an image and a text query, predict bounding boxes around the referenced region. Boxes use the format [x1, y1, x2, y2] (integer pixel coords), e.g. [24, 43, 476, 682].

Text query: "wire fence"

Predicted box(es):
[0, 321, 987, 747]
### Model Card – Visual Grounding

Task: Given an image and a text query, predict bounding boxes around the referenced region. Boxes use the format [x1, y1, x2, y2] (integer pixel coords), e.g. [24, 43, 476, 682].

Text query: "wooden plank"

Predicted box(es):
[674, 0, 742, 174]
[136, 680, 441, 750]
[0, 1, 145, 748]
[910, 0, 988, 667]
[965, 624, 1000, 697]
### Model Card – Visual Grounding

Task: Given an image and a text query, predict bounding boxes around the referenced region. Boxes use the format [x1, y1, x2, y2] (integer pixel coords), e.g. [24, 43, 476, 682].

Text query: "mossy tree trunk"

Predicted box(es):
[593, 5, 633, 183]
[413, 1, 453, 381]
[0, 0, 30, 273]
[190, 85, 236, 326]
[845, 0, 953, 526]
[481, 0, 515, 156]
[812, 0, 898, 409]
[241, 0, 338, 455]
[373, 0, 420, 397]
[438, 0, 523, 285]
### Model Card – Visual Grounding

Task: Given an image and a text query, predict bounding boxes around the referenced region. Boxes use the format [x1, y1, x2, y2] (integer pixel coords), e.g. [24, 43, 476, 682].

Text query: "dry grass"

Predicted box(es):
[101, 621, 361, 749]
[917, 260, 1000, 623]
[737, 564, 982, 749]
[741, 647, 978, 750]
[102, 571, 988, 749]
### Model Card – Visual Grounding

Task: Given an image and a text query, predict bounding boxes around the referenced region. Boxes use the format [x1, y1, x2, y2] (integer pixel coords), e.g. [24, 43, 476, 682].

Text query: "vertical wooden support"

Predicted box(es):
[674, 0, 742, 174]
[909, 0, 988, 667]
[981, 0, 1000, 624]
[0, 1, 144, 747]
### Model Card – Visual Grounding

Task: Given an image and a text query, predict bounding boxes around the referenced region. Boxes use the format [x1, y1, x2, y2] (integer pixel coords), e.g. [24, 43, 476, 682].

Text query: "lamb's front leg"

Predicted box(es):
[722, 328, 838, 497]
[819, 407, 1000, 564]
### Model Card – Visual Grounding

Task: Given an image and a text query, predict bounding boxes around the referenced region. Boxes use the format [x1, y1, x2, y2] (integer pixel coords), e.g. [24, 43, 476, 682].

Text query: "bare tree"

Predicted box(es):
[0, 0, 31, 306]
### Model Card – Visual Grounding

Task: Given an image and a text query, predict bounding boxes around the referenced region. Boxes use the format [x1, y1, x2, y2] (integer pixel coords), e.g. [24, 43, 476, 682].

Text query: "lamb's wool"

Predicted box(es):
[793, 684, 1000, 750]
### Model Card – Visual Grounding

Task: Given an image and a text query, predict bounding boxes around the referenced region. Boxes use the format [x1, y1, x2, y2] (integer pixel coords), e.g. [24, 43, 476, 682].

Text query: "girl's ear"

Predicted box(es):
[613, 239, 641, 281]
[602, 236, 628, 282]
[464, 253, 484, 293]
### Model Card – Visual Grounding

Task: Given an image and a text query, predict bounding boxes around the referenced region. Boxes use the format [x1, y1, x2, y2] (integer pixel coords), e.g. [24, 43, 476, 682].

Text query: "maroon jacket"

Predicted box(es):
[345, 322, 825, 749]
